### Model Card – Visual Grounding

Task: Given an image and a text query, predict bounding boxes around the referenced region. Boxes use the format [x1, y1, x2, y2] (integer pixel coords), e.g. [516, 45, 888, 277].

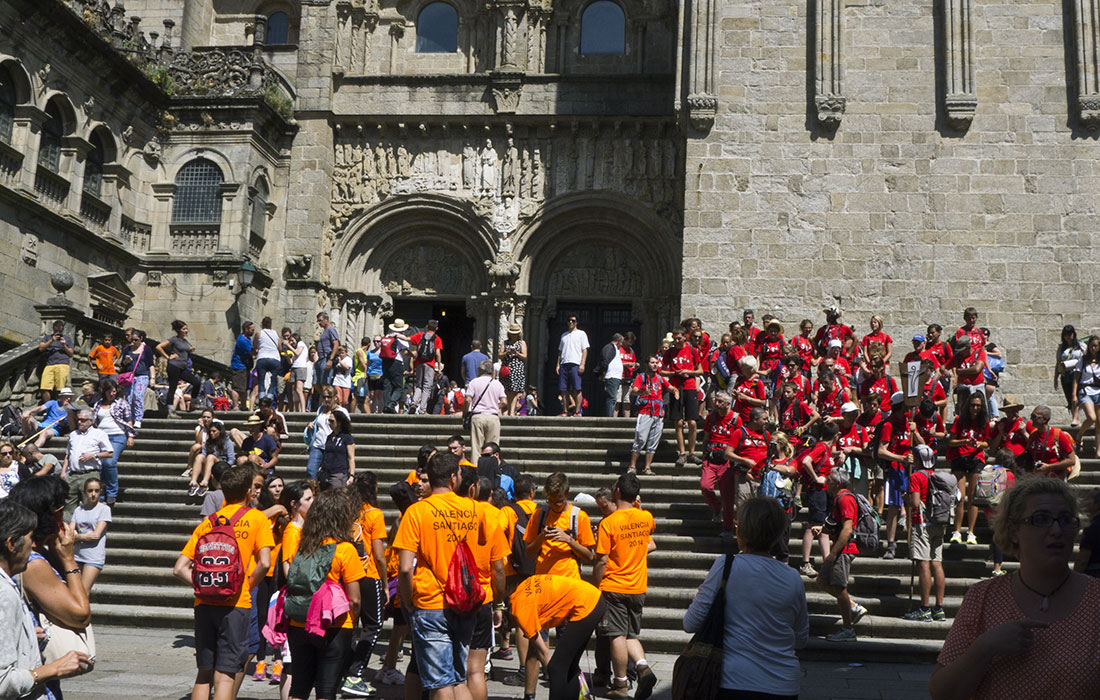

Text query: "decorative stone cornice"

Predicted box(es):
[686, 94, 717, 131]
[489, 71, 524, 114]
[945, 94, 977, 129]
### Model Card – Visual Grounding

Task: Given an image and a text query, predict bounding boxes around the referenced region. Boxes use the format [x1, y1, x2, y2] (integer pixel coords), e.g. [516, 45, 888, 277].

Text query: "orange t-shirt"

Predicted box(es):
[509, 574, 603, 638]
[356, 505, 387, 580]
[502, 499, 538, 576]
[180, 504, 274, 609]
[281, 521, 302, 565]
[393, 491, 480, 610]
[89, 344, 120, 374]
[406, 470, 419, 486]
[523, 504, 595, 578]
[595, 507, 655, 595]
[288, 538, 367, 629]
[471, 500, 509, 602]
[265, 513, 282, 578]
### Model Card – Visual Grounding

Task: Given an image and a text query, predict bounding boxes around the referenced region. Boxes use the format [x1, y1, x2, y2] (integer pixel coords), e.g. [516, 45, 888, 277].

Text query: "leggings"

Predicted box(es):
[167, 364, 202, 400]
[288, 626, 353, 700]
[126, 374, 150, 424]
[254, 576, 276, 660]
[548, 597, 606, 700]
[347, 578, 385, 677]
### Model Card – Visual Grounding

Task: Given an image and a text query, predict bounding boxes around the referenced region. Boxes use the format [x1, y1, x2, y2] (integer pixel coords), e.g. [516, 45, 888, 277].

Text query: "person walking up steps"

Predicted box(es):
[812, 469, 868, 642]
[628, 355, 676, 475]
[592, 473, 658, 700]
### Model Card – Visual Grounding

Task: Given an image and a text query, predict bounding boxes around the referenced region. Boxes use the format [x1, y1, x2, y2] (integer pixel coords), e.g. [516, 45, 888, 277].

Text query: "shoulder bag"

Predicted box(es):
[671, 554, 734, 700]
[463, 380, 493, 432]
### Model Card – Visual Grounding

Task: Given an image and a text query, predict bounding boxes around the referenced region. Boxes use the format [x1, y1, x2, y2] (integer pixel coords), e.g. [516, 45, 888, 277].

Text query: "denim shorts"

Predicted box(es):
[409, 607, 475, 690]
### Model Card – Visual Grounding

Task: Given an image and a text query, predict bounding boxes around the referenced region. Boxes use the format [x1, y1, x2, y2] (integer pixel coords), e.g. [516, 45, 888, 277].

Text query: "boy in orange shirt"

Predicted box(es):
[88, 332, 120, 383]
[173, 464, 274, 700]
[510, 575, 606, 700]
[592, 473, 657, 700]
[523, 472, 595, 578]
[394, 452, 480, 700]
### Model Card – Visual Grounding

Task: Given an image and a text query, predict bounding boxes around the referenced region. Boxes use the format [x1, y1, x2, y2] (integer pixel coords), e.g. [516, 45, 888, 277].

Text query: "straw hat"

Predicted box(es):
[507, 323, 522, 336]
[389, 318, 410, 332]
[244, 414, 265, 427]
[766, 319, 784, 335]
[1001, 395, 1024, 412]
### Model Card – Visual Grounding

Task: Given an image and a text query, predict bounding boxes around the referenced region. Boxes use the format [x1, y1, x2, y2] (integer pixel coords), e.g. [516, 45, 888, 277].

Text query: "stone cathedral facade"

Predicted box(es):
[1, 0, 1099, 406]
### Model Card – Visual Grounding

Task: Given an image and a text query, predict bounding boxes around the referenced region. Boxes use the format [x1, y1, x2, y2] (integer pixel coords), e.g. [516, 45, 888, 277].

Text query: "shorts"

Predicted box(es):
[618, 379, 633, 405]
[559, 363, 582, 392]
[950, 456, 985, 476]
[668, 389, 700, 423]
[820, 553, 854, 589]
[355, 378, 369, 399]
[75, 560, 104, 570]
[368, 374, 383, 391]
[470, 604, 493, 650]
[910, 523, 945, 562]
[194, 605, 250, 674]
[291, 367, 309, 382]
[869, 462, 884, 481]
[1080, 394, 1097, 407]
[884, 468, 909, 507]
[806, 488, 829, 525]
[40, 364, 70, 392]
[231, 369, 250, 395]
[597, 591, 644, 639]
[409, 607, 475, 691]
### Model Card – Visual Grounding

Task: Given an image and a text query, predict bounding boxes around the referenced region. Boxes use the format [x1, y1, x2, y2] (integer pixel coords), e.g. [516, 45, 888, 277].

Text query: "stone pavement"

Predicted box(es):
[67, 627, 934, 700]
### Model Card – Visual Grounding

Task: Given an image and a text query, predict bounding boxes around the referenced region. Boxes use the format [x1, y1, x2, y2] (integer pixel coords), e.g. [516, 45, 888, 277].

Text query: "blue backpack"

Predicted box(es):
[760, 467, 795, 512]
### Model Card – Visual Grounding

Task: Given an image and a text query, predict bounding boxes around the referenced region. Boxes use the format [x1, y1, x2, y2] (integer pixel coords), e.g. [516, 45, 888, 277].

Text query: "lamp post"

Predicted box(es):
[236, 260, 257, 296]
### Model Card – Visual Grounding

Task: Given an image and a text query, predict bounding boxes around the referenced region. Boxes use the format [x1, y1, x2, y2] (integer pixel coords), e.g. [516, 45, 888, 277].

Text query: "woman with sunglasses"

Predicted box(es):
[0, 441, 19, 498]
[930, 477, 1100, 699]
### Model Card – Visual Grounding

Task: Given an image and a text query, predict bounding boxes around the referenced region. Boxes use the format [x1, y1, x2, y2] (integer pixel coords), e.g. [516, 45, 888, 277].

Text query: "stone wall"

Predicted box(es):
[681, 0, 1100, 408]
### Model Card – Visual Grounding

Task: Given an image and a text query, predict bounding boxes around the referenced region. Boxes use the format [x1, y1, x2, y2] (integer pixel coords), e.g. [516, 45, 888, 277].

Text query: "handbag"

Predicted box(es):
[671, 554, 734, 700]
[117, 370, 135, 388]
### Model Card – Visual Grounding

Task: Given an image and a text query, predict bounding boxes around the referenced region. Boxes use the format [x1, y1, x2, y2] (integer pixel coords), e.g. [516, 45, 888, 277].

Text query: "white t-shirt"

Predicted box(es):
[1077, 358, 1100, 399]
[291, 340, 310, 369]
[333, 356, 353, 389]
[73, 501, 112, 567]
[310, 408, 333, 449]
[95, 405, 123, 436]
[605, 346, 624, 380]
[558, 329, 590, 365]
[256, 328, 281, 361]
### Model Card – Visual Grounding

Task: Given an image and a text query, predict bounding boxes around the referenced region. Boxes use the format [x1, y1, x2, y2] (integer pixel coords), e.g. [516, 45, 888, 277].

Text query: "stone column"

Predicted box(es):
[12, 105, 46, 192]
[218, 182, 243, 254]
[149, 183, 176, 252]
[500, 6, 519, 68]
[61, 135, 93, 213]
[943, 0, 976, 128]
[389, 24, 404, 74]
[1076, 0, 1100, 129]
[814, 0, 845, 126]
[681, 0, 718, 131]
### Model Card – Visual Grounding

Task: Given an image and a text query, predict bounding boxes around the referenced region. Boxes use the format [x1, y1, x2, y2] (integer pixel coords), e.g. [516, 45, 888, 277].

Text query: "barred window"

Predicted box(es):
[0, 68, 15, 144]
[266, 12, 289, 44]
[250, 178, 268, 237]
[37, 102, 63, 172]
[416, 2, 458, 54]
[580, 1, 626, 56]
[83, 130, 106, 197]
[172, 158, 224, 223]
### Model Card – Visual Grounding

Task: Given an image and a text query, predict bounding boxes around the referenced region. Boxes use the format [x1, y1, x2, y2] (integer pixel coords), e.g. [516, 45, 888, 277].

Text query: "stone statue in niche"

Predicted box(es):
[286, 254, 313, 280]
[396, 144, 411, 177]
[479, 138, 498, 196]
[501, 137, 518, 194]
[374, 143, 389, 178]
[531, 147, 544, 199]
[462, 140, 476, 190]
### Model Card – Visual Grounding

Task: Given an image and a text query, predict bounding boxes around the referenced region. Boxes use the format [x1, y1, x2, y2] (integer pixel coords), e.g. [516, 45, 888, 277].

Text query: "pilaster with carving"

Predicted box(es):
[682, 0, 718, 131]
[814, 0, 846, 127]
[942, 0, 976, 128]
[1075, 0, 1100, 129]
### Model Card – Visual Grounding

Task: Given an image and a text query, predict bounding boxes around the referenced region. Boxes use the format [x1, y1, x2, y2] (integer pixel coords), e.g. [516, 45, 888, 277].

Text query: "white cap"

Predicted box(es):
[828, 339, 843, 349]
[914, 444, 937, 470]
[840, 401, 859, 414]
[890, 391, 906, 406]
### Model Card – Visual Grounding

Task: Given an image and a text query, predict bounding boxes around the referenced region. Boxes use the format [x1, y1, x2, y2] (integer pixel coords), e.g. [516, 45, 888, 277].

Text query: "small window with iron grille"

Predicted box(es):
[172, 158, 224, 223]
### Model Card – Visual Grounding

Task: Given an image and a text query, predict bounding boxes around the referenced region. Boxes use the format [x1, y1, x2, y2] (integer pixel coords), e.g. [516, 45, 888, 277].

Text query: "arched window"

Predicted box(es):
[0, 67, 15, 144]
[250, 178, 268, 237]
[580, 1, 626, 55]
[37, 101, 64, 172]
[172, 158, 224, 223]
[83, 130, 106, 197]
[266, 11, 289, 44]
[416, 2, 458, 53]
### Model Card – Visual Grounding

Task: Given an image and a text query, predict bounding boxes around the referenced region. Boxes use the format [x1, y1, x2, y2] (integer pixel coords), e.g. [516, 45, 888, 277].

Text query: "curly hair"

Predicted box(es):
[298, 489, 355, 558]
[993, 476, 1079, 557]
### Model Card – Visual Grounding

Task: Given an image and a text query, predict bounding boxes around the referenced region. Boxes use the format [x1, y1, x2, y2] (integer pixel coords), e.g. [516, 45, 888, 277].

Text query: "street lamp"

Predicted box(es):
[236, 260, 257, 296]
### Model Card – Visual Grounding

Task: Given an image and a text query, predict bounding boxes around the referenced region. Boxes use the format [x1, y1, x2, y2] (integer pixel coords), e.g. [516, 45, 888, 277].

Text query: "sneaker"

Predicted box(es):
[181, 467, 192, 478]
[827, 628, 857, 642]
[634, 665, 657, 700]
[851, 603, 868, 625]
[606, 680, 630, 700]
[991, 569, 1008, 577]
[627, 466, 637, 474]
[377, 669, 405, 686]
[490, 647, 514, 661]
[188, 484, 199, 497]
[341, 676, 376, 697]
[641, 467, 654, 475]
[798, 562, 818, 577]
[931, 607, 946, 622]
[966, 533, 979, 546]
[197, 484, 208, 497]
[252, 661, 267, 681]
[882, 543, 896, 560]
[500, 672, 527, 687]
[687, 453, 703, 465]
[270, 660, 283, 682]
[903, 607, 932, 622]
[949, 531, 963, 544]
[674, 453, 686, 467]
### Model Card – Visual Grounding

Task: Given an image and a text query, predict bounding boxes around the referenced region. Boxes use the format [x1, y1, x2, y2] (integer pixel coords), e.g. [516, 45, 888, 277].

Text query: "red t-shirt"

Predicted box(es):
[408, 332, 443, 368]
[734, 427, 770, 478]
[726, 344, 748, 371]
[756, 336, 786, 373]
[831, 490, 860, 554]
[923, 378, 947, 404]
[744, 326, 762, 354]
[1025, 428, 1075, 479]
[951, 347, 988, 386]
[838, 422, 868, 453]
[778, 398, 814, 441]
[861, 332, 893, 352]
[829, 355, 853, 378]
[705, 409, 742, 447]
[789, 335, 815, 366]
[904, 349, 941, 370]
[632, 373, 671, 417]
[879, 414, 912, 470]
[992, 416, 1031, 459]
[859, 375, 899, 411]
[955, 326, 986, 350]
[814, 323, 854, 355]
[618, 346, 637, 381]
[927, 341, 954, 368]
[948, 416, 991, 462]
[908, 469, 935, 526]
[815, 386, 845, 418]
[663, 345, 701, 391]
[914, 411, 945, 450]
[785, 371, 812, 400]
[695, 341, 712, 373]
[732, 375, 766, 424]
[799, 441, 834, 488]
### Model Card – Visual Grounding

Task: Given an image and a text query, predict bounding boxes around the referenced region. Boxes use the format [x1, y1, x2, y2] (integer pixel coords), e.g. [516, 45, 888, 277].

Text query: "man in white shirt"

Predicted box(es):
[61, 409, 113, 516]
[556, 315, 590, 416]
[465, 360, 507, 456]
[599, 334, 624, 417]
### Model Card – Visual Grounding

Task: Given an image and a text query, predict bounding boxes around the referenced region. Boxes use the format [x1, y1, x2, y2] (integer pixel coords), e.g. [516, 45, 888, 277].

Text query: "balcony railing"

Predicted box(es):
[121, 216, 152, 252]
[79, 192, 112, 231]
[170, 224, 221, 256]
[34, 168, 70, 206]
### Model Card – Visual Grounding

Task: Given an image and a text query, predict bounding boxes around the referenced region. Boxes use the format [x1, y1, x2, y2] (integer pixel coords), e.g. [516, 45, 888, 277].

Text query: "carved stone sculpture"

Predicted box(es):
[479, 138, 498, 196]
[501, 137, 518, 194]
[286, 254, 313, 280]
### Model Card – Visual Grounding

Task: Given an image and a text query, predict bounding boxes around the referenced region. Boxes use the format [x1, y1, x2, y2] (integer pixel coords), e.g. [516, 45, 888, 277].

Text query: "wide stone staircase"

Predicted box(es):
[68, 413, 1100, 663]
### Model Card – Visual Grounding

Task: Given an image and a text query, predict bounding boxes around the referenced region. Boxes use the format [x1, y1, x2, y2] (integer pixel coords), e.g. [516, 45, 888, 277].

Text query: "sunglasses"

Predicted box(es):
[0, 450, 12, 456]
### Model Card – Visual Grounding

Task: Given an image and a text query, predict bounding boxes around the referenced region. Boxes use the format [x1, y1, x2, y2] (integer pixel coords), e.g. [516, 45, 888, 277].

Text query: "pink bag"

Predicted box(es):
[262, 587, 287, 647]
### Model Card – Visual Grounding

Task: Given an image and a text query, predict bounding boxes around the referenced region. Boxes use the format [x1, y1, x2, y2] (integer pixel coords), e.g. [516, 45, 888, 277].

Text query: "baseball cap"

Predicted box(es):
[824, 305, 840, 317]
[840, 401, 859, 414]
[828, 339, 843, 349]
[890, 391, 906, 406]
[912, 334, 925, 343]
[914, 444, 936, 470]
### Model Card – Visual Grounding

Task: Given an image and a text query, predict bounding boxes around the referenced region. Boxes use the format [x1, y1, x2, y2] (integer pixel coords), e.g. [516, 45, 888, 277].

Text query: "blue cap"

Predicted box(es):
[912, 334, 925, 343]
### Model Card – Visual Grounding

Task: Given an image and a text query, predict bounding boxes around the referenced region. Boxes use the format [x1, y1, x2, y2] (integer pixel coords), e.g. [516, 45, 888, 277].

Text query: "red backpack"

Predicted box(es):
[192, 507, 249, 603]
[431, 507, 485, 614]
[378, 335, 398, 360]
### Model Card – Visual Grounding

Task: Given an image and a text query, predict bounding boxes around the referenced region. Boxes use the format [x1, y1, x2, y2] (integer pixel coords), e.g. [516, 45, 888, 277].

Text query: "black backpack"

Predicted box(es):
[508, 503, 536, 579]
[0, 405, 22, 438]
[416, 332, 436, 361]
